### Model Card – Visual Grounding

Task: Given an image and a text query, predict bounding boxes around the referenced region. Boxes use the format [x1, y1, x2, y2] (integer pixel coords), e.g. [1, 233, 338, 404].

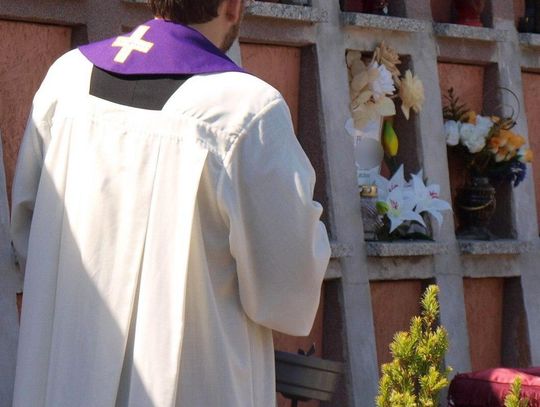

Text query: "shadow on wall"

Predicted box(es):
[0, 130, 21, 407]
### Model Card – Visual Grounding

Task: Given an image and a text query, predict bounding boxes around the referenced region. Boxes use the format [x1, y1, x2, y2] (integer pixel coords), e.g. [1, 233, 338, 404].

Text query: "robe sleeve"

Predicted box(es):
[220, 96, 331, 336]
[10, 77, 54, 277]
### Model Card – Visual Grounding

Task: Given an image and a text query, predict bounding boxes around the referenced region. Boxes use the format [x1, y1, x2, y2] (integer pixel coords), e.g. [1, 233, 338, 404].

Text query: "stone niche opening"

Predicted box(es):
[390, 55, 422, 178]
[463, 276, 530, 371]
[370, 279, 429, 372]
[431, 0, 494, 27]
[346, 51, 421, 179]
[438, 61, 516, 240]
[521, 70, 540, 234]
[339, 0, 407, 18]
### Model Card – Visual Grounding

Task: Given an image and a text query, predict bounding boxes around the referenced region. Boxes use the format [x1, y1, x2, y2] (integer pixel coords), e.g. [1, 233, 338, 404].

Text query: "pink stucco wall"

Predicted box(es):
[463, 278, 504, 371]
[0, 20, 71, 199]
[370, 280, 423, 370]
[521, 72, 540, 232]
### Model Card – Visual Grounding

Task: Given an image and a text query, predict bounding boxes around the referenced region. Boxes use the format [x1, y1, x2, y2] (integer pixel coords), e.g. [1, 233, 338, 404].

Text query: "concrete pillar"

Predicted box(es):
[313, 1, 379, 405]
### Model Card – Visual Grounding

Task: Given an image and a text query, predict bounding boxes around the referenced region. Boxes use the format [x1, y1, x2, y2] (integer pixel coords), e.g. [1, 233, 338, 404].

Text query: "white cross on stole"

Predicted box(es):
[112, 25, 154, 63]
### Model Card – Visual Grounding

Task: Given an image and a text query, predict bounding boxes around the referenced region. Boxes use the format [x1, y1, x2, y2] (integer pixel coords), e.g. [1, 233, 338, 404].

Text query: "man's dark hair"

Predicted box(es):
[150, 0, 226, 25]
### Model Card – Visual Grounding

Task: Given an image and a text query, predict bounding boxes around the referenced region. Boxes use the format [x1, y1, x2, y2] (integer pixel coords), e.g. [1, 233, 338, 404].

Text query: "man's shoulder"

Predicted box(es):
[173, 71, 286, 136]
[38, 49, 92, 99]
[194, 71, 282, 109]
[46, 49, 91, 79]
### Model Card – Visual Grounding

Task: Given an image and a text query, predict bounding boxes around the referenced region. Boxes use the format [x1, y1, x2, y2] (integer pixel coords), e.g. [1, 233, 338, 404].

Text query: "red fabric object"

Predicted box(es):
[448, 367, 540, 406]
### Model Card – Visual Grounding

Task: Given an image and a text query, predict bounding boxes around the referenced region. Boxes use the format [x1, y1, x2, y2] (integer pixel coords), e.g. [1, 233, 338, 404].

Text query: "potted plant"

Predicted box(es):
[376, 285, 452, 406]
[443, 88, 533, 240]
[275, 346, 343, 406]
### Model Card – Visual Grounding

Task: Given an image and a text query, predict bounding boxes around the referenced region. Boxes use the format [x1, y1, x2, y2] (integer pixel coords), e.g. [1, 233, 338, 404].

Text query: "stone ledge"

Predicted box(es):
[245, 2, 327, 23]
[433, 22, 507, 42]
[365, 241, 447, 257]
[340, 12, 429, 32]
[325, 259, 342, 280]
[122, 0, 328, 24]
[330, 241, 354, 258]
[458, 239, 533, 255]
[519, 32, 540, 48]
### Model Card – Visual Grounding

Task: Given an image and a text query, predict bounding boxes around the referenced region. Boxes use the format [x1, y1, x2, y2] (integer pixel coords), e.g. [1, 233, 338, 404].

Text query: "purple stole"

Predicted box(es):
[79, 19, 244, 75]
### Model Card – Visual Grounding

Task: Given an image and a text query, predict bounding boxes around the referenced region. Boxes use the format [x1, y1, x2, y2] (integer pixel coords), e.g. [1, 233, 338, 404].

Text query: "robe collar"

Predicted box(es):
[79, 19, 244, 76]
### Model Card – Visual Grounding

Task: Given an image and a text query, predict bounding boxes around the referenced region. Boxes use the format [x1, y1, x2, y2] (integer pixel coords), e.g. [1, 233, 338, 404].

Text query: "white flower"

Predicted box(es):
[375, 165, 406, 202]
[475, 115, 494, 135]
[444, 120, 460, 146]
[411, 175, 452, 228]
[384, 187, 426, 233]
[369, 61, 395, 100]
[459, 123, 486, 153]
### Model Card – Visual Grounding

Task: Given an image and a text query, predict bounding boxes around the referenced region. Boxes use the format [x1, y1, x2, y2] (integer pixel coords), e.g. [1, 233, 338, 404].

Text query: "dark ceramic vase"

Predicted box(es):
[454, 0, 486, 27]
[455, 176, 496, 240]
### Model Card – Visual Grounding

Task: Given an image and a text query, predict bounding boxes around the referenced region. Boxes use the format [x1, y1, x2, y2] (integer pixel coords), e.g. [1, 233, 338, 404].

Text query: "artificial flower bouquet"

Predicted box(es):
[373, 166, 451, 240]
[443, 88, 533, 187]
[345, 42, 425, 174]
[346, 42, 425, 129]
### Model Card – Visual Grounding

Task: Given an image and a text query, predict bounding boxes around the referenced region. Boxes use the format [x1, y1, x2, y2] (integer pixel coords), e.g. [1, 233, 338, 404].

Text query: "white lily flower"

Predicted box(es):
[375, 165, 406, 201]
[385, 187, 426, 233]
[411, 175, 452, 228]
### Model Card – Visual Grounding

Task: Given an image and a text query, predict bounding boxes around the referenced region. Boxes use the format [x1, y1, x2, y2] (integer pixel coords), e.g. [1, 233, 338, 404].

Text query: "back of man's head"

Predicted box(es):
[150, 0, 226, 25]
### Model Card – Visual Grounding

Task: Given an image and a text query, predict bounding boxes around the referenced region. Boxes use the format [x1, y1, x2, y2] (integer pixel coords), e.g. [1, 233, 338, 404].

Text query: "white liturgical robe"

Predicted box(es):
[10, 50, 330, 407]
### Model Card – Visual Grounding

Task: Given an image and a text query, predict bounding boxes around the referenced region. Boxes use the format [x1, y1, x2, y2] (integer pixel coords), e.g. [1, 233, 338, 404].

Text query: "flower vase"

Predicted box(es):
[363, 0, 389, 15]
[352, 117, 384, 186]
[455, 176, 496, 240]
[454, 0, 486, 27]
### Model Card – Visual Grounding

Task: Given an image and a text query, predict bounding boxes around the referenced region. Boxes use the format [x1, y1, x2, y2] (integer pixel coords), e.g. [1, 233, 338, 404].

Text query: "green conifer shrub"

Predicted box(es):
[376, 285, 452, 407]
[504, 377, 529, 407]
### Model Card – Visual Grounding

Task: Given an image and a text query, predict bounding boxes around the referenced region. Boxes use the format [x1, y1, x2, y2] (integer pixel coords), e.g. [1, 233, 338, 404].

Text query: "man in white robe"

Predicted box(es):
[10, 0, 331, 406]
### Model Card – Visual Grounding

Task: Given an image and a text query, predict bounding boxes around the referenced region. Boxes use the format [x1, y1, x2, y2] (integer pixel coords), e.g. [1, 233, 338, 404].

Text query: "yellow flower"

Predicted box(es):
[398, 70, 424, 120]
[496, 129, 511, 147]
[488, 136, 503, 154]
[507, 133, 526, 151]
[467, 111, 477, 124]
[495, 146, 516, 162]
